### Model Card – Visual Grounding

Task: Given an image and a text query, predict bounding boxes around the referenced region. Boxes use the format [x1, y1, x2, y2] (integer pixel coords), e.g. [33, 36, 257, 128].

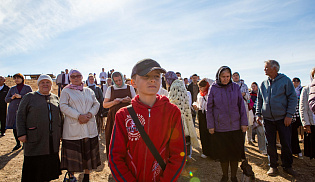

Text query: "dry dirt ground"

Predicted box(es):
[1, 78, 315, 181]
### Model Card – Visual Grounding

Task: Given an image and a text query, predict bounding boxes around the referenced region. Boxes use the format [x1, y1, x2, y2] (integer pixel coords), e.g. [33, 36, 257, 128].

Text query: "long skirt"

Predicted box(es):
[61, 136, 101, 172]
[304, 125, 315, 159]
[198, 111, 215, 158]
[213, 130, 245, 162]
[22, 153, 61, 182]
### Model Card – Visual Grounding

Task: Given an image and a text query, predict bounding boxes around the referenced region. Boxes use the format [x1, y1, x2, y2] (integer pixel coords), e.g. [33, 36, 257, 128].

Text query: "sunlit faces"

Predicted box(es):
[264, 63, 277, 77]
[88, 76, 95, 84]
[199, 86, 207, 92]
[219, 70, 231, 85]
[292, 80, 300, 88]
[232, 73, 240, 82]
[14, 77, 23, 84]
[69, 73, 82, 86]
[113, 76, 123, 87]
[132, 70, 161, 96]
[38, 80, 52, 95]
[251, 83, 258, 93]
[192, 76, 198, 83]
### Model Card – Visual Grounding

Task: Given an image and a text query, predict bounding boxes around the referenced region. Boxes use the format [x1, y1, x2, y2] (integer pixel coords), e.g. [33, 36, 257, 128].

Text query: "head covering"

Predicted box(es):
[69, 69, 82, 76]
[131, 58, 166, 78]
[111, 72, 125, 88]
[168, 79, 199, 148]
[87, 74, 95, 87]
[13, 73, 25, 83]
[37, 74, 53, 85]
[233, 72, 240, 76]
[216, 66, 232, 86]
[165, 71, 178, 87]
[64, 69, 83, 91]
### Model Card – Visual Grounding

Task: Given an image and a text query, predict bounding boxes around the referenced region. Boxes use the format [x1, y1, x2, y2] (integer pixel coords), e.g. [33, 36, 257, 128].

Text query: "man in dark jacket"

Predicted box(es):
[256, 60, 297, 177]
[0, 76, 10, 136]
[187, 74, 199, 125]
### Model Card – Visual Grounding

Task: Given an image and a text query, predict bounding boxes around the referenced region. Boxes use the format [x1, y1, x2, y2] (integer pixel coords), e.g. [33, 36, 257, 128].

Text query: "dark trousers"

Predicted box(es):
[264, 119, 292, 168]
[0, 107, 6, 134]
[57, 83, 62, 97]
[291, 118, 302, 154]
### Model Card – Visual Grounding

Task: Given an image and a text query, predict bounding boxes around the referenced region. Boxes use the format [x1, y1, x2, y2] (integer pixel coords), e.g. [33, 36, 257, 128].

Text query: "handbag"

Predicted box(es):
[127, 105, 166, 171]
[63, 172, 78, 182]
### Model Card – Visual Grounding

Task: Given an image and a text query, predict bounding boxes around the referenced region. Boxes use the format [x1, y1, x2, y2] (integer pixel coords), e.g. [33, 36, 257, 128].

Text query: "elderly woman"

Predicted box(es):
[5, 73, 32, 151]
[103, 71, 136, 158]
[300, 67, 315, 159]
[60, 69, 101, 182]
[16, 74, 62, 182]
[87, 74, 104, 135]
[165, 71, 199, 161]
[207, 66, 248, 182]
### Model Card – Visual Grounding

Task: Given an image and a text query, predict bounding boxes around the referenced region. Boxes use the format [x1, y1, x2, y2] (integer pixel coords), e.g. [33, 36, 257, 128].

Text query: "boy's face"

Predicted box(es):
[132, 70, 161, 96]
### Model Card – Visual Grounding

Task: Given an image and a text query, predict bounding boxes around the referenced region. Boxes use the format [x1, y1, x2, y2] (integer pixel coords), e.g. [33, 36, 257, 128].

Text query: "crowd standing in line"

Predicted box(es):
[1, 60, 315, 181]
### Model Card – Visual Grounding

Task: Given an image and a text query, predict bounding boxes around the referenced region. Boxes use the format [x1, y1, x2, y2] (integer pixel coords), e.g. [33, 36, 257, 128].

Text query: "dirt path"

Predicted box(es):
[1, 122, 315, 182]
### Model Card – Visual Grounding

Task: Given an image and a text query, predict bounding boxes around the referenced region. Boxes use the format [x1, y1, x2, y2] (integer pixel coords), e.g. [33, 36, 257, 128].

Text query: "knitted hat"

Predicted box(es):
[37, 74, 53, 85]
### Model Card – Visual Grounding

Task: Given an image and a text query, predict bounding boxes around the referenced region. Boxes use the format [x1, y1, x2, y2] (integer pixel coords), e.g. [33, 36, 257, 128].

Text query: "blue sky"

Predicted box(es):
[1, 0, 315, 86]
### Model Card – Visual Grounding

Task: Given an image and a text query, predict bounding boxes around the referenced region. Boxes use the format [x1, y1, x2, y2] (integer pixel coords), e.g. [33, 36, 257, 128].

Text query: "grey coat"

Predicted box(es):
[5, 84, 32, 129]
[16, 92, 62, 156]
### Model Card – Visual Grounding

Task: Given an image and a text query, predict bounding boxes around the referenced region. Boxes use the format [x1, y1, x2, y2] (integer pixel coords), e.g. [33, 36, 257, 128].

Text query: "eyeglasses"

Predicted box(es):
[70, 75, 82, 79]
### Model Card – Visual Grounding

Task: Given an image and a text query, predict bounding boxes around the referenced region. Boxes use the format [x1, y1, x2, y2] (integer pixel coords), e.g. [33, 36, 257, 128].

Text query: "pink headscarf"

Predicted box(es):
[64, 69, 84, 91]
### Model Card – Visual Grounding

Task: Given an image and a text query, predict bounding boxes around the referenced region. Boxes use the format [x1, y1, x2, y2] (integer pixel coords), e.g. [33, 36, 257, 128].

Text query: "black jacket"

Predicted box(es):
[0, 84, 10, 108]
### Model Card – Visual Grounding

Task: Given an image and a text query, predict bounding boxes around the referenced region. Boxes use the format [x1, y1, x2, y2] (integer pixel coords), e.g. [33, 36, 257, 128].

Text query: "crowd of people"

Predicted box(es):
[0, 59, 315, 182]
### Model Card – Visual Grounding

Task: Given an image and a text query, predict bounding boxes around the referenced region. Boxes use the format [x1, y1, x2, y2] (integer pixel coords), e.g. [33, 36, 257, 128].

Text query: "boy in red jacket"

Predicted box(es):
[109, 59, 186, 182]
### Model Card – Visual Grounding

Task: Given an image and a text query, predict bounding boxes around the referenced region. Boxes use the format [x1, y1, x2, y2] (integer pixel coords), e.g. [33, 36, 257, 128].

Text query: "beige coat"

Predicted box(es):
[60, 87, 100, 140]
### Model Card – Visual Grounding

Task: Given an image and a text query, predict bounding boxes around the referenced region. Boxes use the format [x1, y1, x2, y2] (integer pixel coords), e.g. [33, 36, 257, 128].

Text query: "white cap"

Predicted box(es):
[37, 74, 53, 85]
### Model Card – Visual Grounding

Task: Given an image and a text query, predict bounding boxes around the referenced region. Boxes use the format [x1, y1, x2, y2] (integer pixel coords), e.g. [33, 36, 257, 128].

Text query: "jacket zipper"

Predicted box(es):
[225, 87, 232, 129]
[143, 108, 151, 181]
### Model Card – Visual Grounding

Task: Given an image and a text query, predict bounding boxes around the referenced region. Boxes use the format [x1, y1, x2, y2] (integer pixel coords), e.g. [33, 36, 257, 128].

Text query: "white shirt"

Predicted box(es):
[105, 85, 136, 99]
[0, 85, 4, 91]
[99, 72, 108, 82]
[64, 73, 69, 84]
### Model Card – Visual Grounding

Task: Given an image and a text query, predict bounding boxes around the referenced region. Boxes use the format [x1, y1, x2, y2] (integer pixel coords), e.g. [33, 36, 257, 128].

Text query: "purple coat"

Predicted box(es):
[309, 79, 315, 113]
[206, 81, 248, 132]
[5, 84, 32, 129]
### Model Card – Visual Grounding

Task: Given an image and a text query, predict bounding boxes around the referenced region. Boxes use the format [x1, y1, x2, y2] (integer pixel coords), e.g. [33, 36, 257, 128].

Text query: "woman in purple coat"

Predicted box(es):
[207, 66, 248, 182]
[5, 73, 32, 151]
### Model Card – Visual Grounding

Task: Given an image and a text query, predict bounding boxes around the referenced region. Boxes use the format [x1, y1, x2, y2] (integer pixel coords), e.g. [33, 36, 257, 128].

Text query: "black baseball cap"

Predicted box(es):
[131, 58, 166, 78]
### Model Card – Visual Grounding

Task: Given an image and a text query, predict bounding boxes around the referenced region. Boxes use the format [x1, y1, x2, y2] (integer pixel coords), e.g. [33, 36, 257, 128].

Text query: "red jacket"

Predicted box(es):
[109, 95, 186, 182]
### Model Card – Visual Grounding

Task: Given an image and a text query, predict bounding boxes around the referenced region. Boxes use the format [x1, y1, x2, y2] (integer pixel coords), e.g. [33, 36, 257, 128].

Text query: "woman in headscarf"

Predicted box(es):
[60, 69, 101, 182]
[87, 74, 104, 135]
[192, 78, 214, 159]
[300, 67, 315, 159]
[17, 74, 62, 182]
[103, 72, 136, 158]
[165, 71, 199, 162]
[207, 66, 248, 182]
[5, 73, 32, 151]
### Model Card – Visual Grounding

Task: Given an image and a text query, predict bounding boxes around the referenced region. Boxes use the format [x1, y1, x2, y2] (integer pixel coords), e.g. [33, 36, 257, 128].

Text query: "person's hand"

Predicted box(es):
[257, 120, 263, 126]
[86, 112, 92, 119]
[209, 128, 215, 134]
[256, 116, 262, 122]
[242, 92, 246, 97]
[78, 114, 89, 124]
[241, 125, 247, 132]
[11, 94, 17, 100]
[284, 117, 292, 127]
[193, 105, 198, 110]
[113, 99, 121, 105]
[304, 125, 311, 133]
[122, 96, 131, 103]
[15, 94, 21, 99]
[18, 135, 27, 142]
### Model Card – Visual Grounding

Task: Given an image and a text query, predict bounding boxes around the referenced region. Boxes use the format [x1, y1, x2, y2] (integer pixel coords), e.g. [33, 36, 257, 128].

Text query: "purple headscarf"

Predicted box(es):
[165, 71, 178, 86]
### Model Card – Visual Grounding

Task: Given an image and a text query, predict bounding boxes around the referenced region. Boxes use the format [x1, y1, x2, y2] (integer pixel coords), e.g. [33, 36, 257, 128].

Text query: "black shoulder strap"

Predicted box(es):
[127, 105, 166, 171]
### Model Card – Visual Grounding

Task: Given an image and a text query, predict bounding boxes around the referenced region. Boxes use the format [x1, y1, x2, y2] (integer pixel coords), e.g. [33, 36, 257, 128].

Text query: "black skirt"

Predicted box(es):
[22, 153, 61, 182]
[213, 129, 245, 162]
[304, 125, 315, 159]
